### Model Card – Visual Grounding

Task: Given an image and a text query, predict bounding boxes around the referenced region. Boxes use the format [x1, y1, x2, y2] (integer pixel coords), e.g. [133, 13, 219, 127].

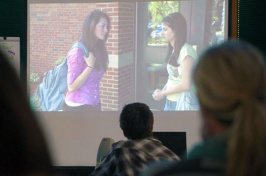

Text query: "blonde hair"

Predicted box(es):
[193, 41, 266, 176]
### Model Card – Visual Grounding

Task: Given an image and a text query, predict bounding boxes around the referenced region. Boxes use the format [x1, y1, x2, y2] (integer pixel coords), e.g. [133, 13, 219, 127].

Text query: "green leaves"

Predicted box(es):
[148, 1, 179, 23]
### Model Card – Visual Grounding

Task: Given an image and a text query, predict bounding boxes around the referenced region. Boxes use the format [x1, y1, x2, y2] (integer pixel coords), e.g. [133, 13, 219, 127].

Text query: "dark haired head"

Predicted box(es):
[162, 12, 187, 67]
[80, 10, 110, 71]
[120, 103, 154, 139]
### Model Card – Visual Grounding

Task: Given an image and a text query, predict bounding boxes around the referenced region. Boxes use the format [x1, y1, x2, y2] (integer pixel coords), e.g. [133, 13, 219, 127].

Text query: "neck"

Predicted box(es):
[170, 40, 175, 48]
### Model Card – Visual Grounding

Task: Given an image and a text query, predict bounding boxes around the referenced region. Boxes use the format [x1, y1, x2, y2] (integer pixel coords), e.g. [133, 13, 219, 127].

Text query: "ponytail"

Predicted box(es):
[226, 98, 266, 176]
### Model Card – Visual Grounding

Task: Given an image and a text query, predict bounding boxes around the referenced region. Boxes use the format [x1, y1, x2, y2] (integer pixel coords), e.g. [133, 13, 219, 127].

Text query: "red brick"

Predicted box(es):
[107, 96, 118, 100]
[108, 72, 118, 76]
[108, 88, 118, 93]
[100, 87, 107, 91]
[96, 4, 107, 8]
[108, 3, 119, 8]
[103, 99, 112, 104]
[108, 104, 118, 108]
[108, 12, 119, 16]
[108, 80, 118, 84]
[108, 39, 118, 43]
[101, 103, 107, 107]
[102, 83, 112, 87]
[102, 8, 113, 12]
[100, 95, 107, 99]
[102, 91, 113, 96]
[102, 75, 113, 79]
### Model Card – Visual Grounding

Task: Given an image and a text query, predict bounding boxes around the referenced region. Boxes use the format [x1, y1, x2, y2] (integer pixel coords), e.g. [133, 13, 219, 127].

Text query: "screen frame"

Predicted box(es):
[26, 0, 237, 166]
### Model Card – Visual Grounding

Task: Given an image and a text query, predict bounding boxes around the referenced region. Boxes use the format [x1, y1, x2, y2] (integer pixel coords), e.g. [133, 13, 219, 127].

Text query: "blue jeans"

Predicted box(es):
[164, 99, 177, 111]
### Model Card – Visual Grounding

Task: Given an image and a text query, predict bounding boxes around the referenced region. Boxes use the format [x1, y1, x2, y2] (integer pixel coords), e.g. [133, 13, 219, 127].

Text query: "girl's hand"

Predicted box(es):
[152, 89, 160, 99]
[153, 89, 161, 94]
[84, 52, 96, 68]
[153, 89, 165, 101]
[156, 91, 166, 101]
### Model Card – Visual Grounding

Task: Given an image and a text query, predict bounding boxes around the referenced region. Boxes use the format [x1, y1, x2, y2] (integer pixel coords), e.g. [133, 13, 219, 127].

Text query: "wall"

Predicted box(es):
[0, 0, 27, 84]
[1, 0, 266, 167]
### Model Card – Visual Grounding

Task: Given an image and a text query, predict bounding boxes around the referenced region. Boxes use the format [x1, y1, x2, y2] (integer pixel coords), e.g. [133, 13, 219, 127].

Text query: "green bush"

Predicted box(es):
[55, 57, 66, 66]
[30, 91, 42, 111]
[30, 72, 40, 83]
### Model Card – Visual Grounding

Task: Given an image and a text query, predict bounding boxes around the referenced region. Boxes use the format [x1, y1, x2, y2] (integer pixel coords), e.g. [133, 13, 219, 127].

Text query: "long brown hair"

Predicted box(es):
[194, 41, 266, 176]
[162, 12, 187, 67]
[80, 10, 110, 71]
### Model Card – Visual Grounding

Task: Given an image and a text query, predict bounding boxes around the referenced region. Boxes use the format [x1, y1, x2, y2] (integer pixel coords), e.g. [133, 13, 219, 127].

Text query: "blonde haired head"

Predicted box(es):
[193, 40, 266, 176]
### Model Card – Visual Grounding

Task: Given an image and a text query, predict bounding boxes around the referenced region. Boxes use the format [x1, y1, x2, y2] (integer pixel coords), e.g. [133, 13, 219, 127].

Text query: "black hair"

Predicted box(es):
[162, 12, 187, 67]
[120, 103, 154, 139]
[80, 10, 110, 72]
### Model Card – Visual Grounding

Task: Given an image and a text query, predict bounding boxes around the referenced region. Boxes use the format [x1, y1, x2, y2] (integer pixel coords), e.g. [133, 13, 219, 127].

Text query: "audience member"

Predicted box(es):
[145, 41, 266, 176]
[90, 102, 180, 176]
[0, 50, 54, 175]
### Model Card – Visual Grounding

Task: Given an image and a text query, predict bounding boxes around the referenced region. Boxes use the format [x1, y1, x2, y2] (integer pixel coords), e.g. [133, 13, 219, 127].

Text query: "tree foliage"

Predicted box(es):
[148, 1, 179, 23]
[213, 0, 224, 31]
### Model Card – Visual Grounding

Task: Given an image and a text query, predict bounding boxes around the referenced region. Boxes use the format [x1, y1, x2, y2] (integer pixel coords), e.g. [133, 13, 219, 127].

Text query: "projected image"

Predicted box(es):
[29, 2, 135, 111]
[151, 12, 200, 111]
[136, 0, 227, 111]
[28, 0, 227, 111]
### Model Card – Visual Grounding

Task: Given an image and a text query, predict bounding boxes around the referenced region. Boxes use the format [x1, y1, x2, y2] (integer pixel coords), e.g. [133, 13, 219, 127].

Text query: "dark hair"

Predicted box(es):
[120, 103, 154, 139]
[162, 12, 187, 67]
[0, 51, 53, 175]
[80, 10, 110, 72]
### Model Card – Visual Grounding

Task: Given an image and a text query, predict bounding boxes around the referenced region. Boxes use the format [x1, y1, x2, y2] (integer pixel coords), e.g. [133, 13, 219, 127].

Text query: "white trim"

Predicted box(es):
[108, 52, 134, 68]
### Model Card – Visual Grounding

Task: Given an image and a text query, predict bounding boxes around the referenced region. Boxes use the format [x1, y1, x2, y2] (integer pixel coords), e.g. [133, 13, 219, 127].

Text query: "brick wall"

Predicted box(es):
[30, 4, 96, 76]
[118, 3, 135, 109]
[118, 64, 134, 110]
[100, 67, 118, 111]
[30, 2, 135, 111]
[118, 3, 135, 55]
[100, 2, 135, 111]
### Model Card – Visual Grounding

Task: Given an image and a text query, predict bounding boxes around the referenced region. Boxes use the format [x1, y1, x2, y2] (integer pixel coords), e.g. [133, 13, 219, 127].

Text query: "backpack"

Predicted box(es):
[37, 42, 89, 111]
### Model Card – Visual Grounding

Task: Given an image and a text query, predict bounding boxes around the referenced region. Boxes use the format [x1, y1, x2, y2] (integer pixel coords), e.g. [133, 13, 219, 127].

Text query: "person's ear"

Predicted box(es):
[200, 106, 215, 139]
[201, 107, 225, 139]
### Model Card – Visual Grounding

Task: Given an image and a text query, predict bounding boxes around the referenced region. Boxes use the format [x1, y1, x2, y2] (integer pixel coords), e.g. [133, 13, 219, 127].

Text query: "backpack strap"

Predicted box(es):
[67, 42, 89, 58]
